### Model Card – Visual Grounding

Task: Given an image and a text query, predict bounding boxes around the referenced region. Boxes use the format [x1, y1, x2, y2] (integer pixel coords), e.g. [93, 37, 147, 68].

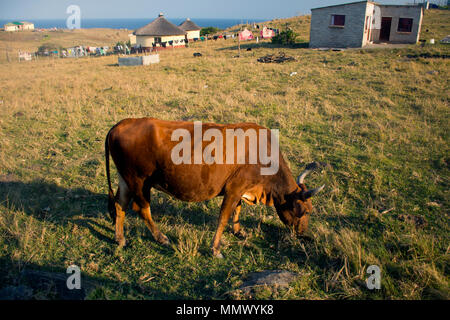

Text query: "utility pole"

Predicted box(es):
[238, 24, 242, 56]
[238, 35, 241, 55]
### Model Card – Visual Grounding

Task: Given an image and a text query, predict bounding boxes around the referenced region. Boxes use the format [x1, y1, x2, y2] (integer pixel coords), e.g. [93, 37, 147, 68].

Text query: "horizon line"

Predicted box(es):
[0, 15, 302, 21]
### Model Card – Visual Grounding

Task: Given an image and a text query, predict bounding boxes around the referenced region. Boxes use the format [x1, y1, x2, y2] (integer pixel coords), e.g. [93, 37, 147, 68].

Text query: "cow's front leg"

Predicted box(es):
[232, 201, 247, 239]
[211, 195, 240, 258]
[139, 206, 170, 246]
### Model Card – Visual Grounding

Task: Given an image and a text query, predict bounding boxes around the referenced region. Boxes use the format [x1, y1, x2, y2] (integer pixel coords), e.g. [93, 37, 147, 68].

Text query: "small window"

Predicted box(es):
[397, 18, 413, 33]
[331, 15, 346, 27]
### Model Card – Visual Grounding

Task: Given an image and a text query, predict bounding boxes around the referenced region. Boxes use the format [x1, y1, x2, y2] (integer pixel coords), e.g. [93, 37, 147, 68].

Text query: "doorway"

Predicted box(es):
[380, 17, 392, 42]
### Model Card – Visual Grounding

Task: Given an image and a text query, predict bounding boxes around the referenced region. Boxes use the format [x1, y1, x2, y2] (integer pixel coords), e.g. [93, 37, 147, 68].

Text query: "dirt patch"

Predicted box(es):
[406, 53, 450, 59]
[257, 52, 296, 63]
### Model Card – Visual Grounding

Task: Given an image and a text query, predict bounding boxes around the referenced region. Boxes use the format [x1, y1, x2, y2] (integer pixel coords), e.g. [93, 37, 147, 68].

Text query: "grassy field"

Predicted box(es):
[0, 10, 448, 300]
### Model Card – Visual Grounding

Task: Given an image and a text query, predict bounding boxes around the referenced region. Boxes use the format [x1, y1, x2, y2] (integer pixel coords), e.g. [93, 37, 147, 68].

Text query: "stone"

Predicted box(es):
[238, 270, 299, 295]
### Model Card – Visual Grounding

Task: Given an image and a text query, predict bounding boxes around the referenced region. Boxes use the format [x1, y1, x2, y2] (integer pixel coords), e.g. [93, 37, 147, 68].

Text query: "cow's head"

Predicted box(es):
[275, 162, 325, 235]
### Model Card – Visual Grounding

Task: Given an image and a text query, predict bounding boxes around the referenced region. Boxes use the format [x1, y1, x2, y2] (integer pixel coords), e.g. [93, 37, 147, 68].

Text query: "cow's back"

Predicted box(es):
[108, 118, 260, 202]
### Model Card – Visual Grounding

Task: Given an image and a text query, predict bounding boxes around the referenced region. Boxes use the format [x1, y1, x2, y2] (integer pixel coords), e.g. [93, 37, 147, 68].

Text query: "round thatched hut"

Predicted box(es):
[134, 13, 187, 50]
[179, 18, 201, 42]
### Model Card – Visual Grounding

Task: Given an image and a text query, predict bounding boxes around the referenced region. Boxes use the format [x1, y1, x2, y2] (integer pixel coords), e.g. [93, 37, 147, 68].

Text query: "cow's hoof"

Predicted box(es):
[233, 230, 247, 240]
[116, 237, 127, 248]
[212, 249, 224, 259]
[156, 233, 170, 246]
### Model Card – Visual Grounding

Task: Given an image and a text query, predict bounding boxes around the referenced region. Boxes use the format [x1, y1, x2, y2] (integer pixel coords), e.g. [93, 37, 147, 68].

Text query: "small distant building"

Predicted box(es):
[309, 1, 424, 48]
[134, 13, 186, 50]
[4, 23, 19, 32]
[239, 28, 254, 41]
[261, 26, 275, 39]
[4, 21, 34, 32]
[179, 18, 201, 41]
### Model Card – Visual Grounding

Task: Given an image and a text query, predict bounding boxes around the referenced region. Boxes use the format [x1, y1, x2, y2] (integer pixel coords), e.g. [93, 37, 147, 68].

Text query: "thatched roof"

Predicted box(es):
[179, 18, 201, 31]
[134, 14, 186, 36]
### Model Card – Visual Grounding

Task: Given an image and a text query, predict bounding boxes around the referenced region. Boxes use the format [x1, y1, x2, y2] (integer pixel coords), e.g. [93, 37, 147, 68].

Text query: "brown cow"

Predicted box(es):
[105, 118, 324, 258]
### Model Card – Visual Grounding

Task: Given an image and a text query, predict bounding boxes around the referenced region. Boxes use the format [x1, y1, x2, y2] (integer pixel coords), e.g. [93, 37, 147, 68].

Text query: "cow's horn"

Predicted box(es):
[303, 184, 325, 199]
[297, 162, 321, 185]
[297, 170, 311, 185]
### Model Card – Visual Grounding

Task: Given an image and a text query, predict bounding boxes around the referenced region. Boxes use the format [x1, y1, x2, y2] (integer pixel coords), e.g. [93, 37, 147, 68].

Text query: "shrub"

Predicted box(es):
[271, 28, 298, 45]
[37, 43, 60, 53]
[200, 27, 220, 36]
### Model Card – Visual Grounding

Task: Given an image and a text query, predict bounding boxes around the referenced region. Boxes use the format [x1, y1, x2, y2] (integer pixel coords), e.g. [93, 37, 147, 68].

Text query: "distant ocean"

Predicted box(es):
[0, 18, 267, 30]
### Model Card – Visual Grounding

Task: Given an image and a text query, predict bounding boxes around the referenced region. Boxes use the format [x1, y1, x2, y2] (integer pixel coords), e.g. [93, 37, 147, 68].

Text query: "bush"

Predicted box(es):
[37, 43, 60, 53]
[200, 27, 220, 36]
[271, 28, 298, 45]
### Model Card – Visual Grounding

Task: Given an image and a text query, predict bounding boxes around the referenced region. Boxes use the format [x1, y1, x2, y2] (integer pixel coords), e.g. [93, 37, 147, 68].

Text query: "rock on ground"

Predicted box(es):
[238, 270, 299, 296]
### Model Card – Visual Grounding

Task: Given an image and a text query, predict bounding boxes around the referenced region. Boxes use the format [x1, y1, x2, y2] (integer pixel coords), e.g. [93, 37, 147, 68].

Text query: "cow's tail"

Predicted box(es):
[105, 129, 116, 224]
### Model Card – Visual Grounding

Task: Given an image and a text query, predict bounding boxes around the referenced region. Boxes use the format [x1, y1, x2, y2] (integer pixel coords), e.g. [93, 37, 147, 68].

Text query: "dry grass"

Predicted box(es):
[0, 10, 448, 300]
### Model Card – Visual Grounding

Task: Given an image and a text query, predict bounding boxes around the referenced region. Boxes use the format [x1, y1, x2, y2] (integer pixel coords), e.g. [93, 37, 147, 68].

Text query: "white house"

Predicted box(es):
[309, 1, 424, 48]
[4, 21, 34, 32]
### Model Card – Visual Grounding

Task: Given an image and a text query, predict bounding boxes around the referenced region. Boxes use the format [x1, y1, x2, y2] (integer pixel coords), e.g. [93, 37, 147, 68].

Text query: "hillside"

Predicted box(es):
[0, 9, 448, 300]
[0, 28, 130, 60]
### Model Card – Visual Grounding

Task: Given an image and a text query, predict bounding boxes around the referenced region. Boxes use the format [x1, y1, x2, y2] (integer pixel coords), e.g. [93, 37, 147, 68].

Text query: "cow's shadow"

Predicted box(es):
[0, 179, 281, 245]
[0, 178, 354, 247]
[0, 178, 289, 299]
[0, 179, 211, 238]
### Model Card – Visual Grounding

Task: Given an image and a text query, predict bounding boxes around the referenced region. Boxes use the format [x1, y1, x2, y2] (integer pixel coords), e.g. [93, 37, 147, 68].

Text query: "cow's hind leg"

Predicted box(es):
[115, 174, 131, 247]
[135, 189, 170, 246]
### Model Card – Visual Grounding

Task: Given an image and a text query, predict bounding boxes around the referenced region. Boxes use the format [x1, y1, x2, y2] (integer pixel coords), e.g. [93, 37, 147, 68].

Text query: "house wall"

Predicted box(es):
[22, 23, 34, 31]
[310, 1, 368, 48]
[136, 35, 186, 48]
[136, 36, 154, 47]
[161, 35, 186, 46]
[186, 30, 200, 40]
[128, 34, 137, 45]
[362, 2, 378, 46]
[379, 5, 423, 44]
[4, 25, 18, 32]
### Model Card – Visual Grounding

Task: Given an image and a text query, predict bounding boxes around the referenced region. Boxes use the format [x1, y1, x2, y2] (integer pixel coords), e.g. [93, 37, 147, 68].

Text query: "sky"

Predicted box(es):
[0, 0, 424, 20]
